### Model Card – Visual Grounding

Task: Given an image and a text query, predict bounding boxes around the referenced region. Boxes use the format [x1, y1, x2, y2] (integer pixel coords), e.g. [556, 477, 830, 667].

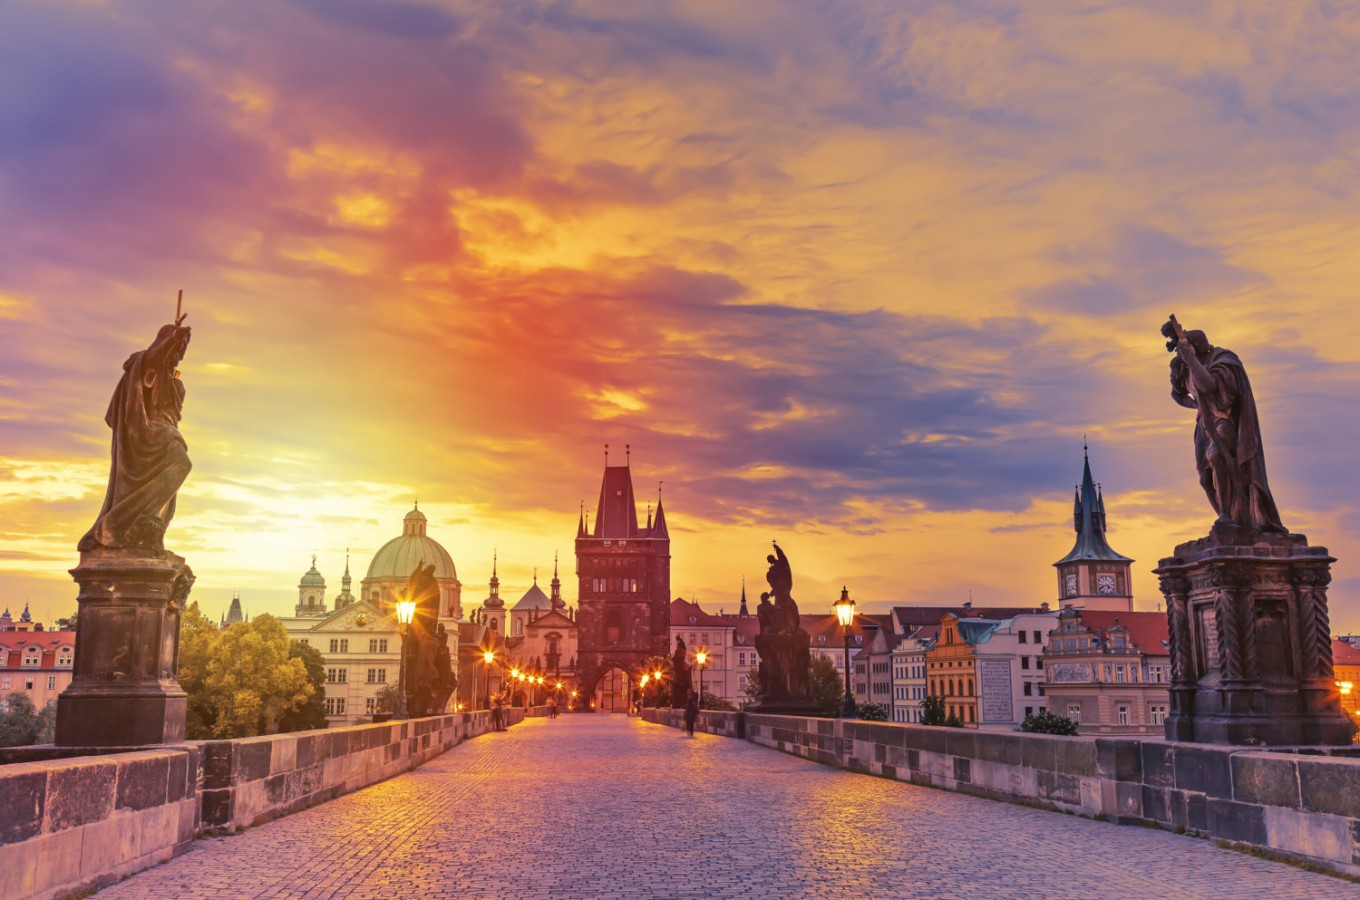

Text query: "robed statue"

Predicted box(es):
[80, 319, 193, 554]
[750, 541, 814, 709]
[671, 636, 692, 708]
[1162, 315, 1286, 534]
[402, 561, 451, 716]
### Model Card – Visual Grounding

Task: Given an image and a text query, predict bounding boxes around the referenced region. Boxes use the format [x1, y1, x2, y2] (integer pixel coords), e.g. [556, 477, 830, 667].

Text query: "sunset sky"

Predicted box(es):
[3, 1, 1360, 632]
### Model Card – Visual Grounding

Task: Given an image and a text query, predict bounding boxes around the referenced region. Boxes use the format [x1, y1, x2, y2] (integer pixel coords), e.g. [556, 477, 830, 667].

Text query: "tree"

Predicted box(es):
[809, 654, 843, 717]
[920, 695, 948, 726]
[374, 683, 401, 714]
[0, 692, 40, 747]
[856, 702, 889, 721]
[54, 612, 78, 631]
[179, 601, 222, 739]
[278, 641, 328, 732]
[35, 701, 55, 744]
[740, 666, 762, 708]
[700, 692, 737, 711]
[202, 615, 313, 738]
[1020, 710, 1079, 736]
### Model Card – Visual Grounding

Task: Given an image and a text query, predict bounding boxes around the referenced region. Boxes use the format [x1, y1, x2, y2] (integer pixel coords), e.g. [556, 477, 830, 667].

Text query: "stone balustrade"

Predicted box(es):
[641, 708, 1360, 877]
[0, 709, 526, 900]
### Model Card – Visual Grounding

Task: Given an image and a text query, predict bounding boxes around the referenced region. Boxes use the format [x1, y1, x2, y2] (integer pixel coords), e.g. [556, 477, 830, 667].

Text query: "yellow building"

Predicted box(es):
[925, 613, 999, 727]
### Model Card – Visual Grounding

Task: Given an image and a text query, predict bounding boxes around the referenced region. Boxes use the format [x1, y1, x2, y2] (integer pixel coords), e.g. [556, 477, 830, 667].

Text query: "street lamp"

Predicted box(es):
[482, 649, 496, 710]
[694, 650, 708, 706]
[395, 598, 417, 719]
[834, 586, 857, 718]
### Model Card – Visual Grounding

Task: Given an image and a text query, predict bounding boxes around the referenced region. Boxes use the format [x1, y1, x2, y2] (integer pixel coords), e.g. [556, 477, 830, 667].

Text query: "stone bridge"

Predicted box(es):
[5, 712, 1358, 899]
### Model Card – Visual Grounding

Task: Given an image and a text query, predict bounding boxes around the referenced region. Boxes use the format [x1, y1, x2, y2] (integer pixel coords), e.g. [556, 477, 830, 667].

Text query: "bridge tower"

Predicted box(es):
[575, 448, 670, 710]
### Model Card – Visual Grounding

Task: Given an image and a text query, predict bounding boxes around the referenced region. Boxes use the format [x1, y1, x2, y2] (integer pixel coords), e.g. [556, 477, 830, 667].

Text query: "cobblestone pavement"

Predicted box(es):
[102, 716, 1356, 899]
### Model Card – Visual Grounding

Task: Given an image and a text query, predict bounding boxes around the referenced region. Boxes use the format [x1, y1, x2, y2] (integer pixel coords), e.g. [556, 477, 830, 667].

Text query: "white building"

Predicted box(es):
[971, 612, 1059, 730]
[890, 627, 933, 724]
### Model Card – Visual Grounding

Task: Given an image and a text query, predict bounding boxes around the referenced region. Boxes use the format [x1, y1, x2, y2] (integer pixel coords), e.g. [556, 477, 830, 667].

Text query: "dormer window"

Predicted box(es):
[22, 647, 40, 667]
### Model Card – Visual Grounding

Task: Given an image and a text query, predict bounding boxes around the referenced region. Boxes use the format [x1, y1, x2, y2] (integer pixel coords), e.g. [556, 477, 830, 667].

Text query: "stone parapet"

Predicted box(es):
[643, 711, 1360, 877]
[0, 709, 527, 900]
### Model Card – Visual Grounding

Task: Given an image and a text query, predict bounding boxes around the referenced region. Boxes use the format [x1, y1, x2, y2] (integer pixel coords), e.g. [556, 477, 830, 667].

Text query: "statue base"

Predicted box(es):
[55, 550, 193, 747]
[1155, 529, 1355, 747]
[747, 630, 820, 717]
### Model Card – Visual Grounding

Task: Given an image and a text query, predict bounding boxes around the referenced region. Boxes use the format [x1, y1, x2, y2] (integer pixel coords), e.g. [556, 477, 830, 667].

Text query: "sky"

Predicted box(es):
[3, 0, 1360, 632]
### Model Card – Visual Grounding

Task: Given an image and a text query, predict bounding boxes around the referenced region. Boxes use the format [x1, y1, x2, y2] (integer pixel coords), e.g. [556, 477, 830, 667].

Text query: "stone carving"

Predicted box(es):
[1162, 315, 1285, 534]
[1154, 315, 1353, 745]
[80, 320, 193, 554]
[402, 561, 456, 717]
[671, 636, 692, 708]
[748, 542, 817, 714]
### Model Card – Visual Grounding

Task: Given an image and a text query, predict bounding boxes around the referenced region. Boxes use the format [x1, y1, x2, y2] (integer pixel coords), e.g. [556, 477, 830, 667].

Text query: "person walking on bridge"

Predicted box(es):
[684, 690, 699, 737]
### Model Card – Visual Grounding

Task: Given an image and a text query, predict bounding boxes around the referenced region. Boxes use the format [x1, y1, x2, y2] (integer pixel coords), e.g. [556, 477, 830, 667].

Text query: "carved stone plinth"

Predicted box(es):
[1155, 527, 1355, 746]
[55, 550, 193, 747]
[748, 631, 821, 716]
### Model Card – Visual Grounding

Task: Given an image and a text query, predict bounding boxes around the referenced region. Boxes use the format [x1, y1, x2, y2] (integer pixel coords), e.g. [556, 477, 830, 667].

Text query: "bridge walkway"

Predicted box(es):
[100, 715, 1355, 899]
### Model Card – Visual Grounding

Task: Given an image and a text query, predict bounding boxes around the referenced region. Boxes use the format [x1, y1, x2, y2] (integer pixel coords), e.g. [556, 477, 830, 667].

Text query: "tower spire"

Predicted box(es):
[1054, 442, 1132, 568]
[739, 577, 749, 617]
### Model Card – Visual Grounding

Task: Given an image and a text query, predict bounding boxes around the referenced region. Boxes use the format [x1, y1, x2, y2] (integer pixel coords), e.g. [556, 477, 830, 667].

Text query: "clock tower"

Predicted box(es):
[1053, 446, 1133, 612]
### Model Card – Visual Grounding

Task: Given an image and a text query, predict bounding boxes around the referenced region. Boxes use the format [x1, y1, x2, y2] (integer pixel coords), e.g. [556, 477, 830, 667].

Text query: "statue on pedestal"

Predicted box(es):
[58, 297, 196, 747]
[402, 561, 455, 717]
[1155, 315, 1353, 745]
[670, 636, 692, 709]
[748, 541, 817, 715]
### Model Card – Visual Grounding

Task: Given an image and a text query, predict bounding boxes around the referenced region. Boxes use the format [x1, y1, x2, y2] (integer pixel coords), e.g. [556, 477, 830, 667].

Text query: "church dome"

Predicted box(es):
[365, 504, 457, 582]
[300, 558, 325, 587]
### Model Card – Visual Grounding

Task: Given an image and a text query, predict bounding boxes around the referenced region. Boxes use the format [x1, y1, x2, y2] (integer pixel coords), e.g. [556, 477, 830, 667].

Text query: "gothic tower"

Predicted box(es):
[575, 449, 671, 705]
[1053, 445, 1133, 612]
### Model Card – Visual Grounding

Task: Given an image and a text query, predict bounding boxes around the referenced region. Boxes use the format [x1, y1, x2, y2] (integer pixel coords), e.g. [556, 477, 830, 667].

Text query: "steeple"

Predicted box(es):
[577, 502, 586, 538]
[738, 577, 749, 617]
[550, 552, 564, 609]
[334, 549, 355, 609]
[19, 602, 31, 623]
[651, 494, 669, 539]
[486, 551, 503, 608]
[592, 454, 640, 538]
[1056, 444, 1130, 565]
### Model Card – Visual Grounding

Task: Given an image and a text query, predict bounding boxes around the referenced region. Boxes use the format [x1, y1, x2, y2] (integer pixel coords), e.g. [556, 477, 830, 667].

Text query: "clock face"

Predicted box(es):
[1097, 575, 1116, 595]
[1064, 573, 1078, 596]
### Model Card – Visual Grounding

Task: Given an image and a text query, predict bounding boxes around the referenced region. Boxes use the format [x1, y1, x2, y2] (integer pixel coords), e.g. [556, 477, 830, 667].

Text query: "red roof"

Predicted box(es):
[0, 631, 76, 670]
[670, 598, 730, 628]
[1333, 639, 1360, 668]
[1064, 611, 1169, 658]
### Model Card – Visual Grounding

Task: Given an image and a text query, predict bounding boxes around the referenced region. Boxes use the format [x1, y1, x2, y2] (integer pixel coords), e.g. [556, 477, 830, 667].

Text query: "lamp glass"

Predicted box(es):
[396, 599, 417, 625]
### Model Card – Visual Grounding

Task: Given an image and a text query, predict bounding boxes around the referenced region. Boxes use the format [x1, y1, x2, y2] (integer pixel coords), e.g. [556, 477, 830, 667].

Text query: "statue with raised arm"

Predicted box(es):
[79, 310, 193, 555]
[1162, 315, 1286, 535]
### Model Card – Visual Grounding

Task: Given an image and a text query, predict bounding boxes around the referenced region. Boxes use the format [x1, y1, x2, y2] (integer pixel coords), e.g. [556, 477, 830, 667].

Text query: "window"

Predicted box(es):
[367, 668, 387, 684]
[325, 697, 347, 716]
[369, 639, 389, 653]
[967, 706, 974, 723]
[1025, 706, 1033, 718]
[328, 639, 349, 653]
[1067, 704, 1081, 723]
[1033, 631, 1042, 644]
[326, 668, 348, 684]
[1036, 658, 1042, 670]
[366, 698, 376, 715]
[1116, 666, 1126, 683]
[0, 676, 7, 689]
[515, 619, 524, 636]
[967, 678, 974, 695]
[298, 639, 309, 647]
[1020, 657, 1030, 670]
[58, 649, 73, 666]
[1150, 704, 1167, 725]
[1019, 631, 1027, 644]
[1023, 682, 1032, 696]
[47, 676, 56, 690]
[25, 678, 35, 690]
[1118, 705, 1130, 726]
[22, 648, 39, 667]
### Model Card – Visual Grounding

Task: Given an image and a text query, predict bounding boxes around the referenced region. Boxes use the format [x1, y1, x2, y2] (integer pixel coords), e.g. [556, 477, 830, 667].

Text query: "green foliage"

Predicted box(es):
[0, 692, 41, 746]
[54, 612, 78, 631]
[374, 683, 401, 714]
[1020, 710, 1079, 735]
[856, 702, 889, 721]
[700, 691, 737, 711]
[36, 700, 55, 744]
[179, 601, 220, 739]
[809, 654, 844, 717]
[921, 694, 959, 727]
[278, 640, 328, 732]
[199, 614, 314, 738]
[740, 665, 762, 708]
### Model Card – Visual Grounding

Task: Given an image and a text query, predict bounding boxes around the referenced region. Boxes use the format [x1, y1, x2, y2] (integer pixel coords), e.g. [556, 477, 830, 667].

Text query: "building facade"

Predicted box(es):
[1053, 448, 1134, 612]
[1042, 608, 1171, 735]
[0, 608, 76, 712]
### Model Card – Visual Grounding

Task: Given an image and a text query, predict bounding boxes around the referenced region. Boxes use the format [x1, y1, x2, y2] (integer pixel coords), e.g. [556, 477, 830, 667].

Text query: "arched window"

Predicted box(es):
[968, 678, 974, 696]
[514, 619, 524, 636]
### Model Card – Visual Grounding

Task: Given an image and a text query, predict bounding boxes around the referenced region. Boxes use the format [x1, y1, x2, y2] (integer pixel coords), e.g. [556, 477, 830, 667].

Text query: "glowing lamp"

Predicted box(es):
[834, 586, 856, 629]
[695, 650, 708, 666]
[483, 650, 496, 665]
[396, 599, 417, 626]
[511, 668, 520, 680]
[640, 674, 650, 687]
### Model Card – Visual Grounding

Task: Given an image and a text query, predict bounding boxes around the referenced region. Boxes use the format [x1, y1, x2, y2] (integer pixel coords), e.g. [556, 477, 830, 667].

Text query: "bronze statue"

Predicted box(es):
[79, 316, 193, 554]
[401, 561, 449, 716]
[750, 541, 814, 709]
[1162, 315, 1286, 534]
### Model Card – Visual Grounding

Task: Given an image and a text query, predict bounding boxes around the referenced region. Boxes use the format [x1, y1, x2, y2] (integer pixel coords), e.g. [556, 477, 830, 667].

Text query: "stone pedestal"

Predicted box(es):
[55, 550, 194, 747]
[1155, 527, 1355, 746]
[748, 630, 822, 716]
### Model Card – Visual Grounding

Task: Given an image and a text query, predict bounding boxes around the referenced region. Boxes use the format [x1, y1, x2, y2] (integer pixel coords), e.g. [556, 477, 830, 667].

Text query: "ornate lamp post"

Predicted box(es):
[834, 586, 857, 718]
[395, 598, 417, 719]
[482, 649, 496, 710]
[695, 650, 708, 705]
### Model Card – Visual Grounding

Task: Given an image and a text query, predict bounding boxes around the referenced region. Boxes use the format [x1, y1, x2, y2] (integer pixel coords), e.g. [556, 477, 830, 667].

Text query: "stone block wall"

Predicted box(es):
[642, 709, 1360, 877]
[0, 746, 199, 900]
[0, 709, 527, 900]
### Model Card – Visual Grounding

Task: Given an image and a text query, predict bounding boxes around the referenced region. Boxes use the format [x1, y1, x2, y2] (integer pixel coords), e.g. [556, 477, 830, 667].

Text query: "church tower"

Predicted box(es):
[481, 553, 506, 641]
[575, 447, 671, 706]
[1053, 445, 1133, 612]
[333, 551, 356, 610]
[295, 556, 328, 617]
